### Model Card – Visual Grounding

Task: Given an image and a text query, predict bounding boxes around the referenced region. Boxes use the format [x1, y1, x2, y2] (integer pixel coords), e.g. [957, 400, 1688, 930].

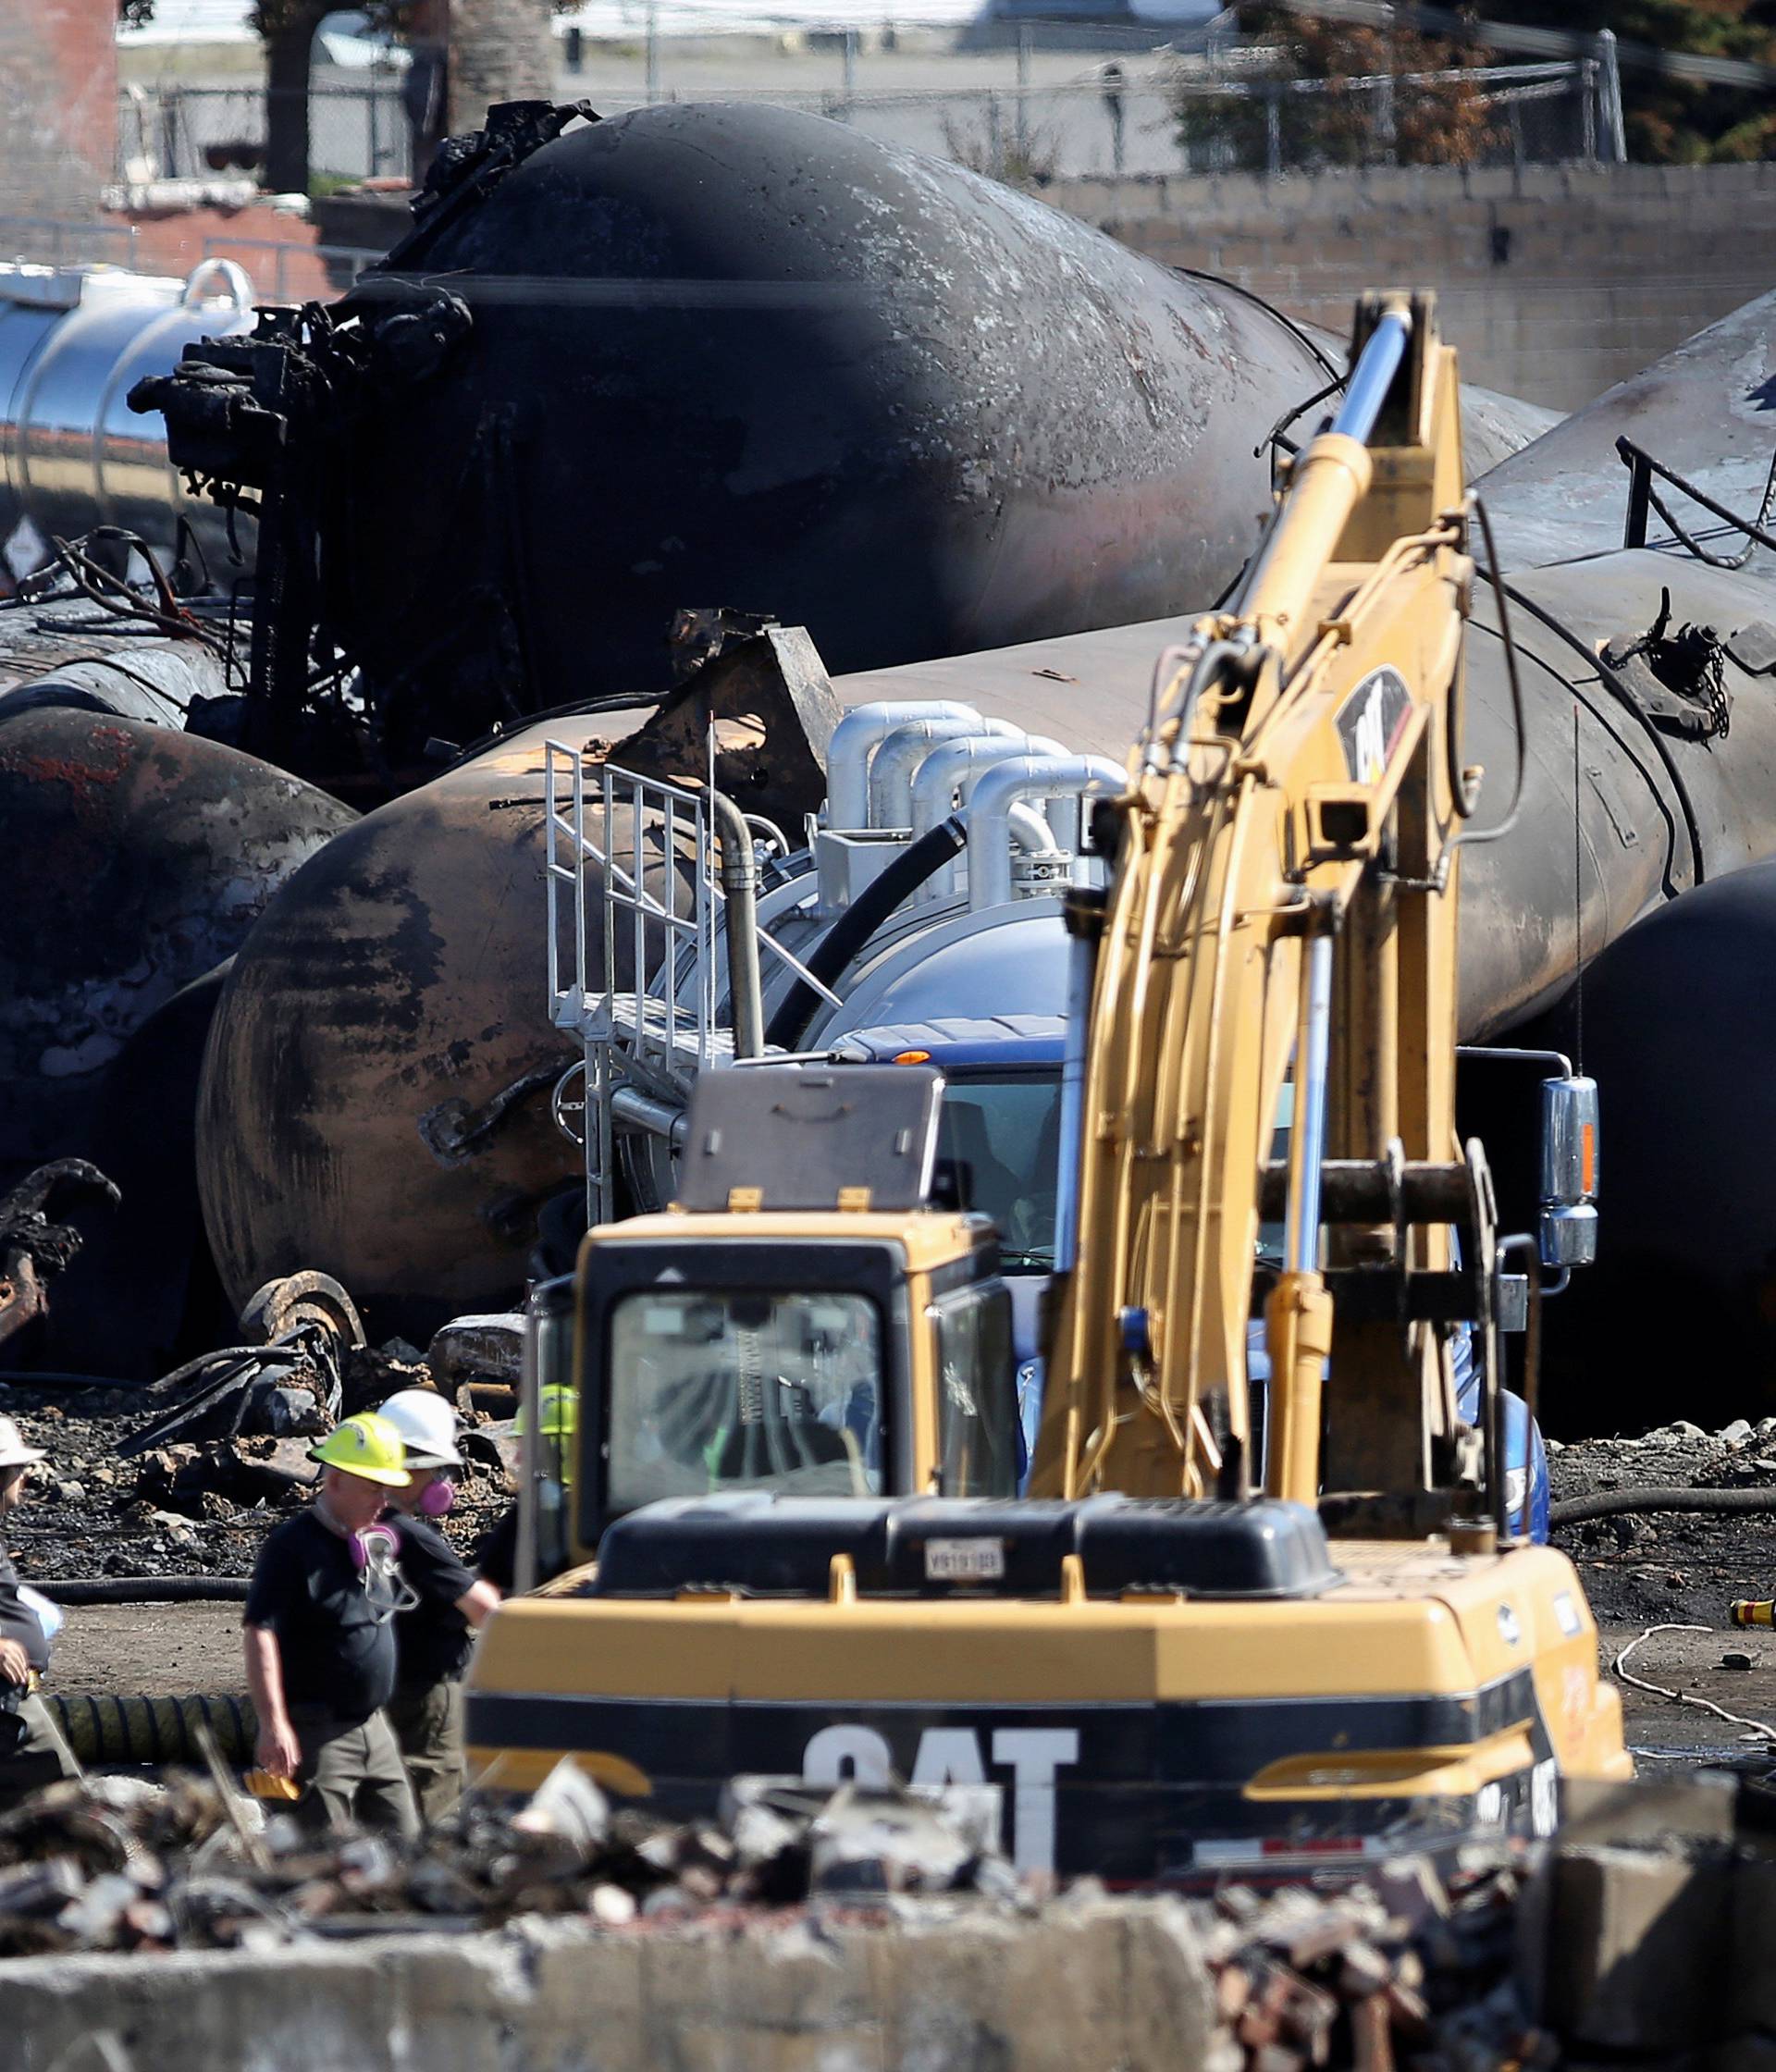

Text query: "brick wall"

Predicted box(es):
[1048, 160, 1776, 411]
[0, 0, 117, 228]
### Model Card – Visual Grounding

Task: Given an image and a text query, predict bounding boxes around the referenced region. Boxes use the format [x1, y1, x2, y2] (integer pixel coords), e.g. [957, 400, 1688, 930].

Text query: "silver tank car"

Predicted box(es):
[0, 259, 257, 586]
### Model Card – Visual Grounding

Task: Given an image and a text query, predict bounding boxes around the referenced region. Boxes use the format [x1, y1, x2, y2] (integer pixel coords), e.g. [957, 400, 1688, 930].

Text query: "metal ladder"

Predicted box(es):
[545, 745, 734, 1224]
[546, 742, 848, 1225]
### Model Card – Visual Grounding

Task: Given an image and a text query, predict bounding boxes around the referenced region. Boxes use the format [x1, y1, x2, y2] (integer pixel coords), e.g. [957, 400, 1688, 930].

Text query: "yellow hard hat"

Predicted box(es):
[513, 1384, 576, 1441]
[308, 1412, 410, 1486]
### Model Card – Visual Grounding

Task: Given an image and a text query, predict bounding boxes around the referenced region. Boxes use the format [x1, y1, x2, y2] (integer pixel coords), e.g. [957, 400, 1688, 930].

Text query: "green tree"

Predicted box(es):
[1178, 11, 1498, 169]
[1482, 2, 1776, 161]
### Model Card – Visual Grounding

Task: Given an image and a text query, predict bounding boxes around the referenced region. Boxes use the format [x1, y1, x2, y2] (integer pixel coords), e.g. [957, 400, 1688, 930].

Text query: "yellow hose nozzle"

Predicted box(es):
[242, 1768, 302, 1801]
[1731, 1599, 1774, 1628]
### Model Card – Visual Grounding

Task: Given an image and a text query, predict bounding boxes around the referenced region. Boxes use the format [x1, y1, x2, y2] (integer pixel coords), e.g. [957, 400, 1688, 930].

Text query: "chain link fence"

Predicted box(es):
[1171, 56, 1619, 176]
[120, 79, 411, 187]
[110, 34, 1626, 191]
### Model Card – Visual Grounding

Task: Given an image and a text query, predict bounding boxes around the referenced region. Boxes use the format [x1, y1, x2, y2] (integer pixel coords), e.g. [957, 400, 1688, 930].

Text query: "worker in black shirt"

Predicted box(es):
[376, 1390, 500, 1822]
[242, 1412, 420, 1836]
[0, 1416, 77, 1803]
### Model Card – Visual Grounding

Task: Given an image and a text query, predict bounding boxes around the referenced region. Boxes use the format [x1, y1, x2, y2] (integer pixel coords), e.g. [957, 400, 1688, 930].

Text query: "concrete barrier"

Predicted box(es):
[1521, 1775, 1776, 2060]
[10, 1887, 1215, 2072]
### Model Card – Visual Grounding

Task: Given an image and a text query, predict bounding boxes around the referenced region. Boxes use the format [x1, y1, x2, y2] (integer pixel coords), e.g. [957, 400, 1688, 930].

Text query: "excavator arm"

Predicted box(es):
[1033, 293, 1494, 1522]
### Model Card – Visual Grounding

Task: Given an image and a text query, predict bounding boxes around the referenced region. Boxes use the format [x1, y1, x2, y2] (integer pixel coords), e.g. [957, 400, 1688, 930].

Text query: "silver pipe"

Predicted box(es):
[610, 1083, 688, 1146]
[967, 756, 1127, 912]
[908, 732, 1069, 838]
[705, 786, 765, 1058]
[825, 701, 980, 832]
[868, 714, 1019, 829]
[908, 732, 1068, 901]
[1283, 931, 1336, 1276]
[1007, 799, 1058, 852]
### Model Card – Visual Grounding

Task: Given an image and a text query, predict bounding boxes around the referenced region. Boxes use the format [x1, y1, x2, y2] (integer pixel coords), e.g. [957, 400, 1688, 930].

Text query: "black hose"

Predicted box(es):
[763, 815, 968, 1052]
[1490, 577, 1708, 890]
[40, 1577, 250, 1605]
[1550, 1486, 1776, 1527]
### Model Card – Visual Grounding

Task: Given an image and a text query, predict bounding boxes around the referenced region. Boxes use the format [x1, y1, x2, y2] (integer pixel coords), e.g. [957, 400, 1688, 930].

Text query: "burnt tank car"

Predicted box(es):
[140, 99, 1346, 764]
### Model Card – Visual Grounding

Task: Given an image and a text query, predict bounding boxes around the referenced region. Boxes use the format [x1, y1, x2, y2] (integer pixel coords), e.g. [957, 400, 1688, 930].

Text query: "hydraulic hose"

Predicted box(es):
[46, 1692, 255, 1764]
[1490, 577, 1708, 892]
[763, 815, 968, 1052]
[41, 1577, 250, 1605]
[1550, 1486, 1776, 1527]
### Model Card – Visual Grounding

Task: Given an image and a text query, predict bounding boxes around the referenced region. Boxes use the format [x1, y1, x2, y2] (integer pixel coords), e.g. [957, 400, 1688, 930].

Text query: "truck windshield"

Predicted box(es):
[605, 1288, 883, 1512]
[936, 1071, 1062, 1271]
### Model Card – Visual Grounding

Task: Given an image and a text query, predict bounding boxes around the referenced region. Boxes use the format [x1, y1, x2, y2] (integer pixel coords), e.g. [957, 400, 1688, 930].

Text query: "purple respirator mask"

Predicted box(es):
[416, 1473, 455, 1518]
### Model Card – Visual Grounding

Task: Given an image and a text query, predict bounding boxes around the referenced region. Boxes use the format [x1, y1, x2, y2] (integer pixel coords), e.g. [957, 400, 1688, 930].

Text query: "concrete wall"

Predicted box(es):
[9, 1891, 1215, 2072]
[0, 0, 117, 228]
[1047, 160, 1776, 412]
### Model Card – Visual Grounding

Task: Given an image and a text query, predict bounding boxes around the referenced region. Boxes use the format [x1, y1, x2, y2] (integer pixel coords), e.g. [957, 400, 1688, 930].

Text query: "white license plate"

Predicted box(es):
[924, 1536, 1006, 1583]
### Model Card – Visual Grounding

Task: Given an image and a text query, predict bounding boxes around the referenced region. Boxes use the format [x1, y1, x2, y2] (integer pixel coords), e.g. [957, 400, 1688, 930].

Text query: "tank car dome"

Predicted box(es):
[329, 101, 1332, 743]
[812, 906, 1070, 1045]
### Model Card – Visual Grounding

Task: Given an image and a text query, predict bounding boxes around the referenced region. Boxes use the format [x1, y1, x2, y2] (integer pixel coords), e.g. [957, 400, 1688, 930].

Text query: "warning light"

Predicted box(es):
[893, 1049, 931, 1065]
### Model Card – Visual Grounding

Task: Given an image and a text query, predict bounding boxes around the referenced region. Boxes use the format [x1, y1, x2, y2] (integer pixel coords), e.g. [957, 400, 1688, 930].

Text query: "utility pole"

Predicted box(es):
[1016, 26, 1030, 160]
[646, 2, 660, 104]
[1597, 28, 1628, 164]
[843, 28, 857, 117]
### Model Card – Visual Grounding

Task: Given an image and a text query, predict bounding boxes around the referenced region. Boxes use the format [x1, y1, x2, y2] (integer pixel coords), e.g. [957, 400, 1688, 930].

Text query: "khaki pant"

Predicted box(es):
[0, 1692, 78, 1806]
[290, 1708, 419, 1838]
[386, 1678, 467, 1826]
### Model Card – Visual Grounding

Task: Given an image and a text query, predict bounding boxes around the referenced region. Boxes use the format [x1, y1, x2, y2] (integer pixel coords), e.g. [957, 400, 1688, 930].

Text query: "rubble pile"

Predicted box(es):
[0, 1771, 1016, 1960]
[1194, 1851, 1532, 2072]
[1549, 1418, 1776, 1626]
[0, 1762, 1539, 2071]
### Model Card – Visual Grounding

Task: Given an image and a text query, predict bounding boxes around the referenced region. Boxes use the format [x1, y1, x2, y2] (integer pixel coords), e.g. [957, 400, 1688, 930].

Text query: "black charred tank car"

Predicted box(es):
[136, 98, 1346, 770]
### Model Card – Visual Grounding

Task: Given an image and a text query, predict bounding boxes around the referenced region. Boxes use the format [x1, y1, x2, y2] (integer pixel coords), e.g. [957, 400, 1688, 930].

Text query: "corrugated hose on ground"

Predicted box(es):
[1550, 1486, 1776, 1525]
[40, 1577, 249, 1605]
[45, 1693, 255, 1764]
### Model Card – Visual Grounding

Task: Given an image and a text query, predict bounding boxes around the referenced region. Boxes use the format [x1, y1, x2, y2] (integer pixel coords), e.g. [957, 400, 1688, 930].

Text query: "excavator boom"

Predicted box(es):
[1036, 294, 1478, 1523]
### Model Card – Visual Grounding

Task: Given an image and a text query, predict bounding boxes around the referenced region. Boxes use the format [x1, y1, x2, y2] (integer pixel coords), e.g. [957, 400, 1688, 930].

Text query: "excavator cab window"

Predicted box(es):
[516, 1274, 576, 1591]
[604, 1287, 884, 1513]
[930, 1281, 1018, 1498]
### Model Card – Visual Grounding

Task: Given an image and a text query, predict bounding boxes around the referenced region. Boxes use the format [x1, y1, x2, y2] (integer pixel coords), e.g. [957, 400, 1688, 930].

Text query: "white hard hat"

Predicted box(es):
[376, 1388, 462, 1469]
[0, 1417, 45, 1470]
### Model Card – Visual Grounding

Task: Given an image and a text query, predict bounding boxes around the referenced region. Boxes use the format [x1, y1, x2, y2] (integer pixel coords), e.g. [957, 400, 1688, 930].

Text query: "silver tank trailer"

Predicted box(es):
[571, 703, 1121, 1216]
[0, 258, 256, 582]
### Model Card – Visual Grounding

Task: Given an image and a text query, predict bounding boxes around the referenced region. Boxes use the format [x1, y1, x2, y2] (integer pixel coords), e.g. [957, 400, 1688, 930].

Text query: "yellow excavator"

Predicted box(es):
[466, 295, 1630, 1877]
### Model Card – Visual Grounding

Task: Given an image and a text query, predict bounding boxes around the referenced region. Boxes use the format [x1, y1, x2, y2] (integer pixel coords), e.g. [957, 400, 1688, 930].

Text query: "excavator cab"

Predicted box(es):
[518, 1063, 1020, 1582]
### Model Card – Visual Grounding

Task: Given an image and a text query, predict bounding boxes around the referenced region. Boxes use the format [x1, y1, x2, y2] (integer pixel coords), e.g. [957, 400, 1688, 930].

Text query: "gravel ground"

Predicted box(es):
[1548, 1415, 1776, 1628]
[51, 1600, 245, 1696]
